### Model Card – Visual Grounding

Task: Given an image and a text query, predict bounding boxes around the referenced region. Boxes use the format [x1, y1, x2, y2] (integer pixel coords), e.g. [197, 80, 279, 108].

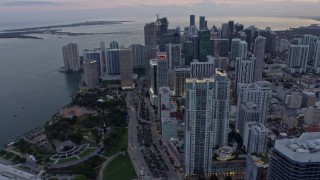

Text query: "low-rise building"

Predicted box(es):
[301, 91, 316, 108]
[0, 163, 42, 180]
[245, 154, 268, 180]
[166, 138, 184, 166]
[304, 106, 320, 125]
[161, 118, 178, 144]
[212, 147, 247, 179]
[285, 92, 302, 109]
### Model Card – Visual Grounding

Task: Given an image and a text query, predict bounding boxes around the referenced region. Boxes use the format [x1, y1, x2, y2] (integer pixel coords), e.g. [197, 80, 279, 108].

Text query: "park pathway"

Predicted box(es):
[97, 151, 125, 180]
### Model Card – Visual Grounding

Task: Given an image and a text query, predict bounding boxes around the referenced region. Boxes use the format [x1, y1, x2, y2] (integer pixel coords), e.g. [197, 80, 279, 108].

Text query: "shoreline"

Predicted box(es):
[2, 99, 75, 149]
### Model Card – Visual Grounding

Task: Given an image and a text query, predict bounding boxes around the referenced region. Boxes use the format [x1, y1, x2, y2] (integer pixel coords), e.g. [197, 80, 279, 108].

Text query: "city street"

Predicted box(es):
[126, 78, 182, 179]
[126, 91, 152, 179]
[141, 95, 182, 180]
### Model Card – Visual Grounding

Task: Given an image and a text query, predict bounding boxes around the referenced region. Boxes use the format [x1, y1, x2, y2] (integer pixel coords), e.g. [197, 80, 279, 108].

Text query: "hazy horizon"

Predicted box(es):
[0, 0, 319, 23]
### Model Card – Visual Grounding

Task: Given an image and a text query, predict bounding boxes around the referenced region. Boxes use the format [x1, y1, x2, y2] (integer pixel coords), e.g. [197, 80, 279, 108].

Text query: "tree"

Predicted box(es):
[196, 177, 206, 180]
[74, 175, 88, 180]
[210, 175, 219, 180]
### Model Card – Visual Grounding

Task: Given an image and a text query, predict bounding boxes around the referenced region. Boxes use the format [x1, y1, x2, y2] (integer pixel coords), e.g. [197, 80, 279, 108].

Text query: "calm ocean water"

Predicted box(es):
[0, 16, 318, 146]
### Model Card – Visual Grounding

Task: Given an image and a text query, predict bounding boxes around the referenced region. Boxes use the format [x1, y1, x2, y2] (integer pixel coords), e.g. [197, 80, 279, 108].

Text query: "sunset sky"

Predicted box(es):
[0, 0, 319, 22]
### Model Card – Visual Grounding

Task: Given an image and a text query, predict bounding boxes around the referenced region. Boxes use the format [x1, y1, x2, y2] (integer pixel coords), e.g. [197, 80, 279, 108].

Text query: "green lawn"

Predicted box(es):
[105, 128, 128, 157]
[4, 152, 15, 160]
[103, 153, 137, 180]
[58, 156, 78, 163]
[82, 138, 98, 147]
[78, 148, 96, 158]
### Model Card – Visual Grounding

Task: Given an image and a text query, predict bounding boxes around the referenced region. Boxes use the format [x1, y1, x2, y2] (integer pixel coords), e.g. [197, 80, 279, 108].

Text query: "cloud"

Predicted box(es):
[0, 0, 61, 6]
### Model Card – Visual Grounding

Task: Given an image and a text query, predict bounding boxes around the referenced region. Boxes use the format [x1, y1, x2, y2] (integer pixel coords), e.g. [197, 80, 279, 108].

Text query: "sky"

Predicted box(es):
[0, 0, 319, 23]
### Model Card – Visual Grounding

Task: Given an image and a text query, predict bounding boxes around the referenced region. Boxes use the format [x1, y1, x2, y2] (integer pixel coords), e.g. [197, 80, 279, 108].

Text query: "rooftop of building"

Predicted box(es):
[83, 60, 97, 64]
[275, 132, 320, 163]
[159, 87, 171, 93]
[305, 125, 320, 133]
[215, 146, 236, 161]
[243, 81, 271, 89]
[157, 52, 167, 60]
[247, 122, 268, 132]
[149, 59, 158, 65]
[186, 78, 214, 84]
[249, 154, 269, 167]
[215, 69, 227, 77]
[0, 163, 41, 180]
[302, 90, 316, 96]
[242, 102, 258, 110]
[161, 118, 178, 123]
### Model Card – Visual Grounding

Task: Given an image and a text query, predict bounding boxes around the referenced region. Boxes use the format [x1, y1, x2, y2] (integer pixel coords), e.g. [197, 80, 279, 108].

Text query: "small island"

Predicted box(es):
[0, 20, 134, 39]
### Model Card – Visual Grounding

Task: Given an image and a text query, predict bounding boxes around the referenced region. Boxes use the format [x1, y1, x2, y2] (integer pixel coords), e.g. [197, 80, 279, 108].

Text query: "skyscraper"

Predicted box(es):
[268, 133, 320, 180]
[243, 122, 268, 154]
[238, 41, 248, 58]
[211, 39, 229, 57]
[259, 29, 276, 53]
[244, 29, 252, 51]
[174, 67, 191, 97]
[144, 22, 158, 47]
[237, 81, 271, 125]
[158, 17, 169, 35]
[110, 41, 119, 49]
[254, 36, 266, 82]
[83, 60, 99, 88]
[157, 52, 169, 89]
[287, 44, 309, 73]
[100, 41, 106, 50]
[149, 59, 158, 105]
[235, 57, 255, 96]
[105, 49, 120, 75]
[184, 70, 230, 176]
[235, 23, 244, 32]
[199, 16, 206, 30]
[184, 41, 194, 66]
[199, 30, 211, 62]
[208, 56, 228, 71]
[144, 46, 158, 83]
[119, 49, 133, 89]
[165, 43, 181, 69]
[231, 39, 241, 67]
[157, 17, 181, 51]
[62, 43, 81, 71]
[221, 23, 228, 39]
[237, 102, 260, 135]
[228, 20, 234, 50]
[131, 44, 145, 68]
[301, 34, 316, 65]
[190, 35, 199, 60]
[190, 15, 195, 26]
[313, 40, 320, 73]
[83, 49, 103, 77]
[190, 60, 215, 78]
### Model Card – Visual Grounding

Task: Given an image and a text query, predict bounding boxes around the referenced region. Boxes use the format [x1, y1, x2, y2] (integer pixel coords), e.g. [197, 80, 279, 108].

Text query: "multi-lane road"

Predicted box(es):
[126, 78, 182, 180]
[127, 91, 153, 179]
